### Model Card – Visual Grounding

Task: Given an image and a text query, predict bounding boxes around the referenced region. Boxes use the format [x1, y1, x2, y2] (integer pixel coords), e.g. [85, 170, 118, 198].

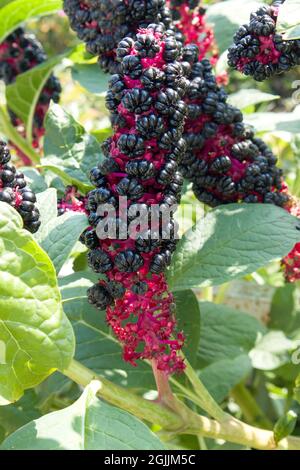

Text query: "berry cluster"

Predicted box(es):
[178, 47, 289, 208]
[57, 185, 87, 216]
[169, 0, 217, 63]
[0, 28, 61, 162]
[0, 141, 40, 233]
[81, 26, 186, 373]
[228, 0, 300, 81]
[63, 0, 174, 74]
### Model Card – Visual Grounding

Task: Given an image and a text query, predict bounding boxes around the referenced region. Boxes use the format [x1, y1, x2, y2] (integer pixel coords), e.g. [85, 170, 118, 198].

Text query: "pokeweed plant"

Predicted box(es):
[0, 0, 300, 452]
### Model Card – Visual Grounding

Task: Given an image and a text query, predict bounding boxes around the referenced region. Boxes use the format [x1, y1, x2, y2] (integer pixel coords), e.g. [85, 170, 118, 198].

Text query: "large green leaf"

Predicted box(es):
[167, 204, 300, 291]
[174, 290, 200, 367]
[227, 89, 279, 110]
[277, 0, 300, 40]
[0, 390, 41, 439]
[245, 106, 300, 133]
[6, 56, 63, 142]
[199, 355, 252, 403]
[249, 331, 297, 371]
[269, 284, 299, 333]
[1, 381, 164, 450]
[206, 0, 263, 53]
[197, 302, 266, 367]
[21, 168, 47, 194]
[0, 203, 74, 404]
[72, 63, 110, 96]
[0, 0, 62, 43]
[41, 104, 103, 193]
[36, 209, 88, 274]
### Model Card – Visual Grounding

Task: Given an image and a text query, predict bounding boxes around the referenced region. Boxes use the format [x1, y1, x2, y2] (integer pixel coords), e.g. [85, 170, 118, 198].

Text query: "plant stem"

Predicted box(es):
[183, 357, 229, 422]
[62, 359, 300, 450]
[63, 359, 184, 431]
[231, 383, 273, 430]
[0, 106, 39, 165]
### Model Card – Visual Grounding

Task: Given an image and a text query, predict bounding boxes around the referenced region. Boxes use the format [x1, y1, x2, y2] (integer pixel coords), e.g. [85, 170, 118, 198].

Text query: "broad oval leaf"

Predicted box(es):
[0, 381, 165, 450]
[36, 209, 88, 274]
[0, 0, 62, 43]
[197, 302, 266, 367]
[41, 104, 103, 193]
[174, 290, 200, 367]
[277, 0, 300, 40]
[72, 63, 110, 96]
[6, 55, 64, 142]
[167, 204, 300, 291]
[0, 202, 74, 404]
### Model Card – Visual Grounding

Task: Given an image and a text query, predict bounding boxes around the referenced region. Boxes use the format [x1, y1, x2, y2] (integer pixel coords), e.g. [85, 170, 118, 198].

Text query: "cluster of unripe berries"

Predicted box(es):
[0, 141, 40, 233]
[228, 0, 300, 81]
[80, 26, 186, 373]
[0, 27, 61, 161]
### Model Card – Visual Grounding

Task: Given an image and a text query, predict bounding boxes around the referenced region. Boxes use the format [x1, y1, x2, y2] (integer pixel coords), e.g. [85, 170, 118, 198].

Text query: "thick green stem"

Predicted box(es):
[62, 359, 300, 450]
[231, 383, 273, 429]
[63, 359, 184, 431]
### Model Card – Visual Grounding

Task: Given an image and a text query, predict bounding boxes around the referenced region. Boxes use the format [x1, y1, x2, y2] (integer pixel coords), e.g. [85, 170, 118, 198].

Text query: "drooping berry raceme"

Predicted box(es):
[57, 185, 87, 216]
[63, 0, 174, 74]
[228, 0, 300, 81]
[178, 48, 289, 208]
[0, 141, 41, 233]
[0, 28, 61, 163]
[82, 26, 186, 373]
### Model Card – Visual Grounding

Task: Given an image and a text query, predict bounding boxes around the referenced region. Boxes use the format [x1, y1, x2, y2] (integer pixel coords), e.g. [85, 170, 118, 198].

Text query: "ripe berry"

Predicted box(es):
[114, 250, 144, 272]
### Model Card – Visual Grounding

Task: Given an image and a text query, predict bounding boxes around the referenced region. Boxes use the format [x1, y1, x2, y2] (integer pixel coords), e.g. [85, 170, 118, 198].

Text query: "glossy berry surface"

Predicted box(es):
[228, 1, 300, 81]
[82, 26, 186, 374]
[0, 141, 41, 233]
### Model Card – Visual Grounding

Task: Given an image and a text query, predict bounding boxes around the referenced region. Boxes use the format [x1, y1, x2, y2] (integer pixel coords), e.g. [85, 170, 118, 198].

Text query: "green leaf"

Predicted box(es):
[0, 0, 62, 43]
[60, 273, 156, 389]
[0, 381, 164, 450]
[0, 390, 41, 438]
[249, 331, 296, 371]
[197, 302, 266, 367]
[35, 188, 58, 235]
[72, 63, 109, 95]
[274, 410, 297, 444]
[269, 284, 299, 333]
[277, 0, 300, 40]
[41, 104, 103, 193]
[167, 204, 300, 291]
[206, 0, 263, 53]
[227, 89, 279, 110]
[37, 211, 88, 274]
[6, 55, 64, 142]
[174, 290, 200, 367]
[245, 106, 300, 133]
[21, 168, 47, 194]
[199, 355, 252, 403]
[0, 202, 74, 404]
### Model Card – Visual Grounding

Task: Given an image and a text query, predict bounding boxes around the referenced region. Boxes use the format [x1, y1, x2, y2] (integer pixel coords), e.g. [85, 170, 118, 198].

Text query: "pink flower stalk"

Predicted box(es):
[57, 185, 87, 215]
